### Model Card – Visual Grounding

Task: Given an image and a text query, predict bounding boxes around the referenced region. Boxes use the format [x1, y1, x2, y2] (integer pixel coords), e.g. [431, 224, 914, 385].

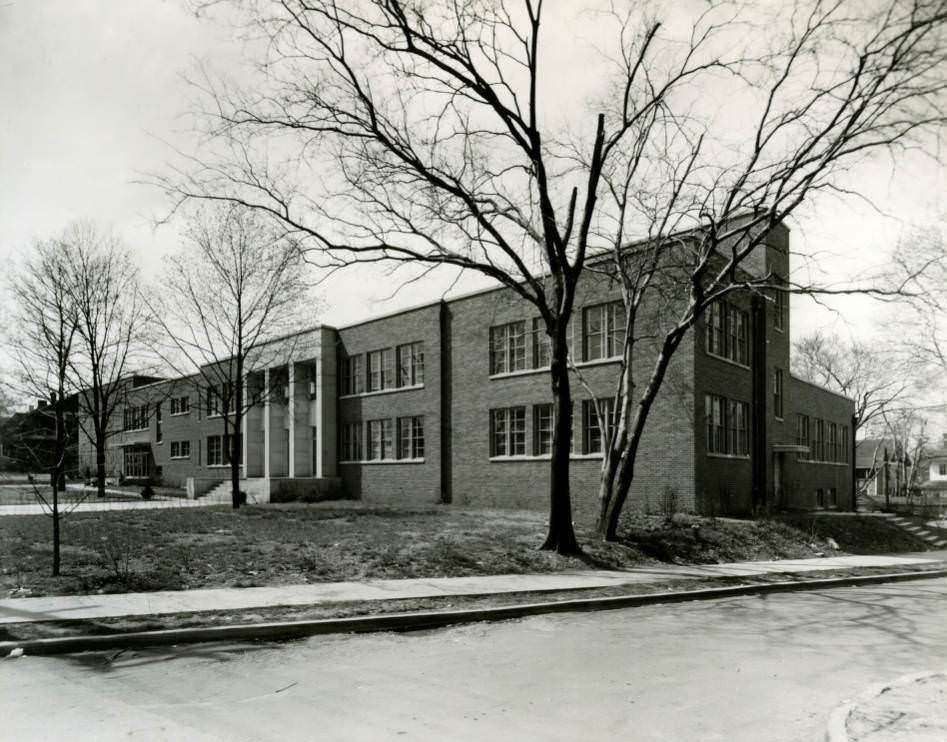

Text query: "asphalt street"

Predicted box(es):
[4, 578, 947, 741]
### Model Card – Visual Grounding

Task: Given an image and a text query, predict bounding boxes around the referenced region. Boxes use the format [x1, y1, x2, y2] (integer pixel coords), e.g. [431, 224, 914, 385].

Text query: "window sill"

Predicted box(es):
[489, 453, 601, 462]
[707, 453, 750, 460]
[169, 412, 191, 417]
[798, 460, 849, 466]
[705, 352, 750, 370]
[170, 456, 191, 460]
[339, 458, 426, 465]
[339, 384, 424, 400]
[207, 464, 245, 469]
[488, 357, 621, 380]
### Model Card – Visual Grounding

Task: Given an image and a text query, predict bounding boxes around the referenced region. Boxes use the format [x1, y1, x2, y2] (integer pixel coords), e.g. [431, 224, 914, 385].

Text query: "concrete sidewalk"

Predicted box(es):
[2, 553, 943, 625]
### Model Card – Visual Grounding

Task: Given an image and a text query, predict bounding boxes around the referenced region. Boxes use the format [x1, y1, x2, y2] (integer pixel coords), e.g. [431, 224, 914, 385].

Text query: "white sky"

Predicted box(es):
[1, 0, 944, 421]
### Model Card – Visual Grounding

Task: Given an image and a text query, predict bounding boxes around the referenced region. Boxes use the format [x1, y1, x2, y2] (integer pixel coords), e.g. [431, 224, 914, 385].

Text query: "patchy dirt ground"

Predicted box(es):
[0, 503, 930, 598]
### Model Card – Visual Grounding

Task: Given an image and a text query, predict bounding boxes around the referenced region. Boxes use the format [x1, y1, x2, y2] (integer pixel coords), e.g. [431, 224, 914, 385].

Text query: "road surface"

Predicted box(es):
[4, 578, 947, 741]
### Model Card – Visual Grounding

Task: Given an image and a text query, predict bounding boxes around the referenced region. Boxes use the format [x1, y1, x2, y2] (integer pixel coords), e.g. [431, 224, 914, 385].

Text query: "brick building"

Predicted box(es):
[78, 223, 855, 519]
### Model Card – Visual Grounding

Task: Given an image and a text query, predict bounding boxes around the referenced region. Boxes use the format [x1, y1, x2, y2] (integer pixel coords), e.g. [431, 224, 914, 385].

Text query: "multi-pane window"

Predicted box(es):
[828, 423, 838, 462]
[367, 349, 394, 392]
[705, 300, 750, 366]
[124, 449, 149, 478]
[490, 321, 528, 375]
[533, 404, 554, 456]
[397, 343, 424, 387]
[206, 383, 235, 417]
[813, 419, 825, 462]
[773, 368, 784, 419]
[169, 396, 190, 416]
[155, 404, 163, 443]
[490, 407, 526, 456]
[796, 414, 810, 456]
[938, 463, 947, 476]
[816, 488, 825, 508]
[532, 318, 552, 369]
[342, 355, 364, 395]
[705, 394, 749, 456]
[341, 422, 363, 461]
[841, 425, 849, 463]
[583, 398, 616, 455]
[170, 440, 191, 459]
[207, 435, 223, 466]
[583, 302, 625, 362]
[123, 404, 149, 432]
[828, 487, 837, 508]
[368, 419, 394, 460]
[774, 285, 787, 331]
[397, 416, 425, 459]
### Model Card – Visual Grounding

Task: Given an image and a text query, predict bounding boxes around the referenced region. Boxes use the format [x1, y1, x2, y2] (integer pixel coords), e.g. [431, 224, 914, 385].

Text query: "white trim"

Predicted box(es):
[489, 453, 603, 462]
[575, 355, 622, 368]
[339, 383, 424, 400]
[707, 453, 751, 461]
[168, 411, 190, 417]
[169, 455, 191, 460]
[339, 458, 425, 465]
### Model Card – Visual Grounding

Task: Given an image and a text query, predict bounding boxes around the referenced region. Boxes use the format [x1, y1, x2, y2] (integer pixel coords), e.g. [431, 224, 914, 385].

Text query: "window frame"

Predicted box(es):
[490, 407, 526, 457]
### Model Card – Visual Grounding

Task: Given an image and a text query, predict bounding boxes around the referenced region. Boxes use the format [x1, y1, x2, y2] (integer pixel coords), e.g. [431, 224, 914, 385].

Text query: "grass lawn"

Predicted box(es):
[0, 504, 932, 598]
[0, 484, 142, 506]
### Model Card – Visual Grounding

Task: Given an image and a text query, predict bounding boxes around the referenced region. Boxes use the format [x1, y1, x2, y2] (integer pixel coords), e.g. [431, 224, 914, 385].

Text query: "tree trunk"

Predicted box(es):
[95, 435, 107, 498]
[231, 362, 244, 509]
[539, 330, 581, 555]
[52, 395, 65, 577]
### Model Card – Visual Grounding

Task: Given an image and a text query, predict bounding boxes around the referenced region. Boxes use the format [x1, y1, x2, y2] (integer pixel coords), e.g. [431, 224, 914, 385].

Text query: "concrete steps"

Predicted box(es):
[199, 478, 270, 505]
[887, 515, 947, 549]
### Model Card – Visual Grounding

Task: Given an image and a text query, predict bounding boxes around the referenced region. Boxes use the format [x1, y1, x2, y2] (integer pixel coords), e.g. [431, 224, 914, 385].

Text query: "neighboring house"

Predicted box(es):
[915, 435, 947, 508]
[0, 396, 78, 476]
[78, 223, 856, 517]
[855, 438, 906, 501]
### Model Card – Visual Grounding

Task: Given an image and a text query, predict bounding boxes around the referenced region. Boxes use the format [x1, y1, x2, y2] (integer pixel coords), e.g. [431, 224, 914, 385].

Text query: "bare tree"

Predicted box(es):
[792, 332, 908, 434]
[5, 238, 79, 576]
[66, 224, 152, 498]
[148, 203, 311, 508]
[160, 0, 947, 548]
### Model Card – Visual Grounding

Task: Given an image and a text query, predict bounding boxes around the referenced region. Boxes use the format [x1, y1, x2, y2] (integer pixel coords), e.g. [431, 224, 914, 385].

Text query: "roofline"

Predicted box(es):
[788, 374, 856, 404]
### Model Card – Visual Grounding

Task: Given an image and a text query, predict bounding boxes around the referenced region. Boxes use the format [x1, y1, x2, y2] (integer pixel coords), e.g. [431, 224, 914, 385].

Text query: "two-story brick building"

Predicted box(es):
[79, 223, 855, 519]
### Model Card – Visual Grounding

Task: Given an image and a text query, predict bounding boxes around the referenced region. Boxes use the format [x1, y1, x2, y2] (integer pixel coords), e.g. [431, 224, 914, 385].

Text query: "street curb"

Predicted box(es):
[825, 669, 947, 742]
[4, 568, 947, 657]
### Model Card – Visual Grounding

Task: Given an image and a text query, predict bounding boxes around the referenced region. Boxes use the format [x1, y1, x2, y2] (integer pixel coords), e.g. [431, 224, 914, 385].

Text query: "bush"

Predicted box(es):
[141, 483, 155, 500]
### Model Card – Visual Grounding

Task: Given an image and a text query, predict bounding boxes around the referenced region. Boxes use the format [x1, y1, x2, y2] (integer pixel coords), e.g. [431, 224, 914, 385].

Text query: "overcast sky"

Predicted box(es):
[1, 1, 945, 416]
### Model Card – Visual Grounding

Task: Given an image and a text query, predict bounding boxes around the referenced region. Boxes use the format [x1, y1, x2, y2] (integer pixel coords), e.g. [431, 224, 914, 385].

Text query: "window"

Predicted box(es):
[123, 449, 149, 478]
[583, 398, 615, 455]
[796, 414, 810, 458]
[813, 419, 825, 462]
[397, 343, 424, 387]
[490, 321, 527, 375]
[342, 355, 364, 395]
[816, 488, 825, 508]
[155, 404, 163, 443]
[583, 302, 625, 362]
[341, 422, 363, 461]
[534, 404, 554, 456]
[774, 285, 787, 331]
[841, 426, 849, 463]
[367, 419, 394, 460]
[367, 349, 394, 392]
[397, 416, 425, 459]
[828, 423, 838, 463]
[705, 394, 749, 456]
[170, 440, 191, 459]
[207, 435, 223, 466]
[705, 300, 750, 366]
[773, 368, 784, 419]
[169, 396, 190, 416]
[532, 318, 552, 369]
[939, 463, 947, 477]
[490, 407, 526, 457]
[828, 487, 837, 508]
[206, 383, 235, 417]
[123, 404, 149, 432]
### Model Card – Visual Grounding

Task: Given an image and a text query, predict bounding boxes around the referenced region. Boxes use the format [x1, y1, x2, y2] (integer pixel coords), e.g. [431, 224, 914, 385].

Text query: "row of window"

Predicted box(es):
[340, 416, 426, 461]
[795, 415, 850, 463]
[341, 342, 424, 395]
[489, 400, 616, 457]
[488, 302, 626, 376]
[123, 404, 150, 432]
